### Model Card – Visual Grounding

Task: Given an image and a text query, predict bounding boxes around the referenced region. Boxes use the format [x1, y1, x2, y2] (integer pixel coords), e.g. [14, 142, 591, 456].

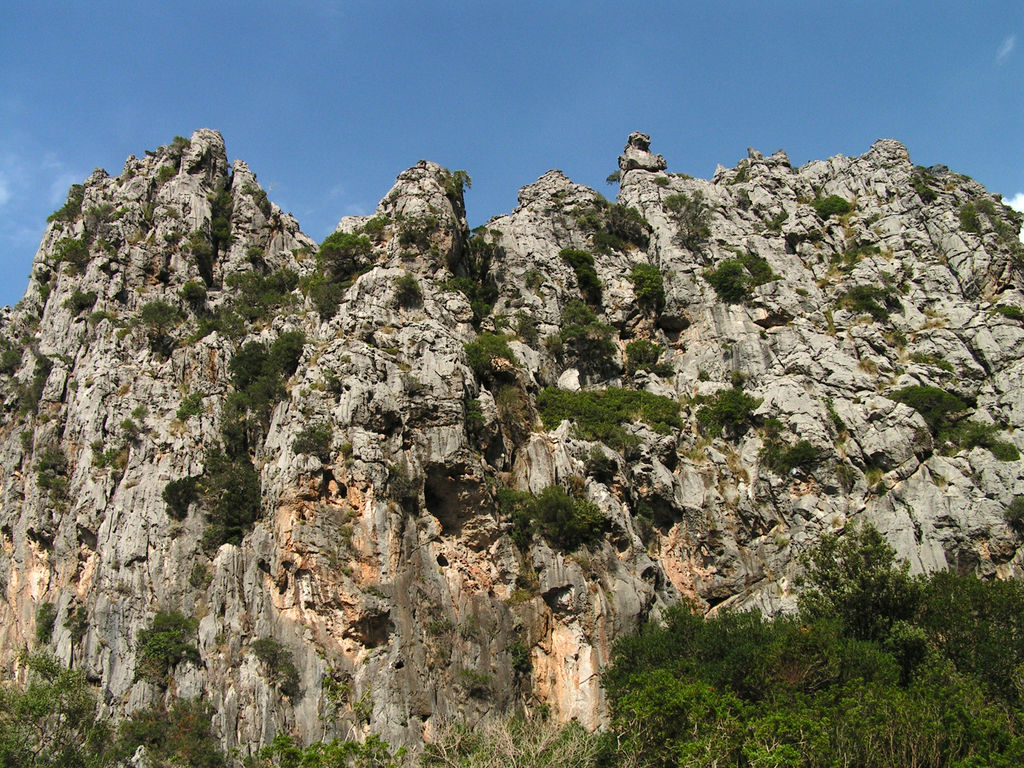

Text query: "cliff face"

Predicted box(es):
[0, 129, 1022, 754]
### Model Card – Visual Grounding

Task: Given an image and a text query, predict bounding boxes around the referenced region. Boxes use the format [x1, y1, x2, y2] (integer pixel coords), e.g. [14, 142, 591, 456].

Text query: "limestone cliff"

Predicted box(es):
[0, 129, 1021, 755]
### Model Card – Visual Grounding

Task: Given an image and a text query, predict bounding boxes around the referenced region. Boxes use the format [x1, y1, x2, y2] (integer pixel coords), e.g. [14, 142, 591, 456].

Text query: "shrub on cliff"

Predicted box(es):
[664, 191, 711, 250]
[629, 263, 665, 313]
[812, 194, 852, 219]
[696, 386, 761, 438]
[500, 485, 607, 552]
[465, 333, 516, 379]
[318, 231, 373, 284]
[135, 611, 200, 685]
[251, 637, 300, 696]
[559, 248, 602, 305]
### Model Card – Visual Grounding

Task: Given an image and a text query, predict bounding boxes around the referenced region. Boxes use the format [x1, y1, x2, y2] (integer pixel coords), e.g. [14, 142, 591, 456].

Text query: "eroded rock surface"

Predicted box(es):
[0, 129, 1022, 755]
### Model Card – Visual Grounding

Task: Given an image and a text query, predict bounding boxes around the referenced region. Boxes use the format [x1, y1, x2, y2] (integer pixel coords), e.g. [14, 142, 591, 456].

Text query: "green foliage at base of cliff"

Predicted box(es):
[600, 524, 1024, 768]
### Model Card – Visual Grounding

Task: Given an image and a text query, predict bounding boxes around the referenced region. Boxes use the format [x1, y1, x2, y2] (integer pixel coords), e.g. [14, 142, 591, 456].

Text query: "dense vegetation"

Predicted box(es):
[598, 524, 1024, 767]
[537, 386, 681, 451]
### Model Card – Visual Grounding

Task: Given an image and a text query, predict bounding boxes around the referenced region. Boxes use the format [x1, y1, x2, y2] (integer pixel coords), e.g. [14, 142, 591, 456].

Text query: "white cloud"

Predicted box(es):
[997, 35, 1016, 62]
[0, 172, 10, 206]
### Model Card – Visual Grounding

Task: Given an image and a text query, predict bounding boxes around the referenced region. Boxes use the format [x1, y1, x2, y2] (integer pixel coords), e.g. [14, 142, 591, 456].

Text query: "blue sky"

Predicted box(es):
[1, 1, 1022, 308]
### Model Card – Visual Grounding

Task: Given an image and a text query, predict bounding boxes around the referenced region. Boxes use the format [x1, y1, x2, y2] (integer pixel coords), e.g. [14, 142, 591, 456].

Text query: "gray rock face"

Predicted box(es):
[0, 129, 1022, 756]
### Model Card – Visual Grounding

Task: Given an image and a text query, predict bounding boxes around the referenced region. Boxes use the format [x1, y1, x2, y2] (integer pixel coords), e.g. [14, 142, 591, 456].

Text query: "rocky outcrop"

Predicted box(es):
[0, 129, 1022, 756]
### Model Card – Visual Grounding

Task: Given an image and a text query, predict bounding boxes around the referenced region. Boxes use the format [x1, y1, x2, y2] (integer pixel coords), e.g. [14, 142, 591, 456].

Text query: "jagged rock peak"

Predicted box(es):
[618, 131, 667, 173]
[865, 137, 912, 166]
[515, 169, 598, 209]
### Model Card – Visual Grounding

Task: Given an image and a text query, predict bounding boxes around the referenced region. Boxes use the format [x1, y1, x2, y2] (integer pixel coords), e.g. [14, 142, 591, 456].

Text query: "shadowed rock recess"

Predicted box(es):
[1, 129, 1022, 754]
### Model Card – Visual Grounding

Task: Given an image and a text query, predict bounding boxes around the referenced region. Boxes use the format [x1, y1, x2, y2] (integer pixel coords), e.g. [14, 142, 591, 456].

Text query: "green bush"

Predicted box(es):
[911, 170, 938, 203]
[176, 393, 204, 420]
[139, 299, 183, 356]
[995, 305, 1024, 322]
[559, 248, 602, 305]
[63, 290, 97, 315]
[595, 203, 651, 252]
[705, 253, 777, 304]
[0, 344, 21, 376]
[185, 230, 215, 286]
[361, 215, 389, 240]
[547, 300, 617, 377]
[208, 189, 234, 255]
[198, 449, 262, 548]
[761, 438, 819, 476]
[704, 259, 748, 303]
[443, 169, 472, 199]
[139, 299, 182, 334]
[179, 280, 207, 309]
[162, 476, 198, 520]
[17, 355, 52, 415]
[35, 602, 57, 644]
[959, 202, 982, 233]
[319, 231, 373, 283]
[53, 236, 91, 273]
[118, 699, 227, 768]
[889, 385, 968, 437]
[225, 268, 298, 324]
[908, 352, 954, 373]
[812, 195, 852, 219]
[397, 216, 439, 251]
[36, 446, 68, 492]
[227, 330, 305, 430]
[301, 272, 347, 319]
[387, 461, 417, 506]
[738, 251, 777, 286]
[592, 523, 1024, 768]
[889, 385, 1018, 459]
[135, 611, 200, 684]
[625, 339, 672, 377]
[954, 420, 1020, 461]
[0, 653, 115, 766]
[837, 284, 901, 321]
[47, 184, 84, 223]
[696, 387, 761, 438]
[1007, 497, 1024, 532]
[393, 272, 422, 307]
[664, 191, 711, 250]
[916, 569, 1024, 703]
[629, 263, 665, 313]
[292, 423, 332, 461]
[442, 276, 496, 329]
[586, 446, 617, 483]
[254, 733, 403, 768]
[500, 485, 607, 552]
[250, 637, 300, 696]
[800, 523, 920, 642]
[574, 200, 650, 253]
[537, 386, 681, 451]
[464, 333, 516, 379]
